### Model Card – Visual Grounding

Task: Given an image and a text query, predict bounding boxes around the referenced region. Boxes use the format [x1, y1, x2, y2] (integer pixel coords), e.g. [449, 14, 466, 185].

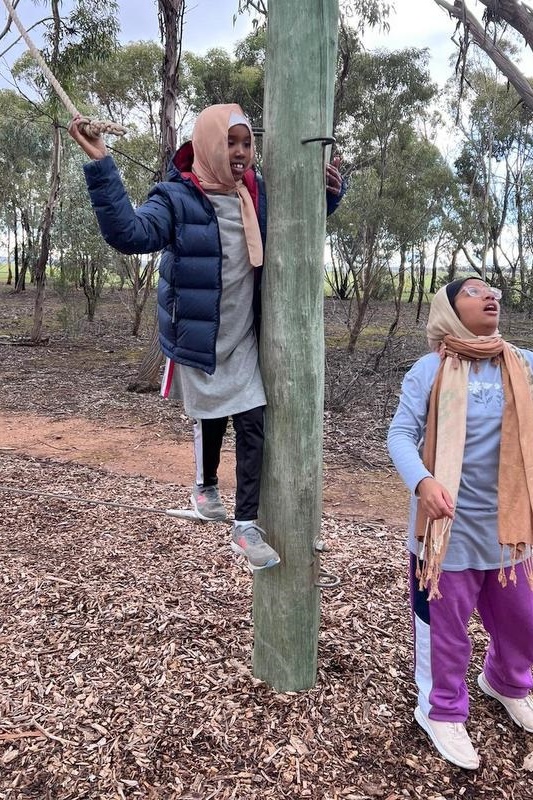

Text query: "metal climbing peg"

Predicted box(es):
[301, 136, 336, 146]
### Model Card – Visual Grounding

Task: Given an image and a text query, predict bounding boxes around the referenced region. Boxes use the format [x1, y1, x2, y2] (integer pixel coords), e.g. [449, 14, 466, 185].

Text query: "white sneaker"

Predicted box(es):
[414, 706, 479, 770]
[478, 672, 533, 732]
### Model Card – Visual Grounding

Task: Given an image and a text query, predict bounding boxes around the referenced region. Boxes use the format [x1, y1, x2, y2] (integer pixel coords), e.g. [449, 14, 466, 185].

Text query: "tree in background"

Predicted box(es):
[0, 91, 52, 291]
[71, 45, 162, 333]
[328, 47, 437, 349]
[3, 0, 121, 342]
[126, 0, 184, 392]
[181, 33, 265, 127]
[449, 61, 533, 304]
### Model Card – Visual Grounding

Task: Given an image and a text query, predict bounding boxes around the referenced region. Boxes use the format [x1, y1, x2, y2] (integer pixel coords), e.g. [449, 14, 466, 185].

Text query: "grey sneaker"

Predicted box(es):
[190, 484, 227, 521]
[231, 523, 280, 571]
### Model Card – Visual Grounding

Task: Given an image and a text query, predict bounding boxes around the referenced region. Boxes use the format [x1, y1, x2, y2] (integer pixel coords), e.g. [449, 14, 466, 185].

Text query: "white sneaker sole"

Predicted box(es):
[478, 672, 533, 732]
[190, 494, 227, 522]
[414, 706, 479, 770]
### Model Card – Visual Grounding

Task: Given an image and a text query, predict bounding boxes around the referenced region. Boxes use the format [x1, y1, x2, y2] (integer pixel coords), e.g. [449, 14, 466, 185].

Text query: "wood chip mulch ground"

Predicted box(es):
[3, 290, 533, 797]
[2, 453, 533, 799]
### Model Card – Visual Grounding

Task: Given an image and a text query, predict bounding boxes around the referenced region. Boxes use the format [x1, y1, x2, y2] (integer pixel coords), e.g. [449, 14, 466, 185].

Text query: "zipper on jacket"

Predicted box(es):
[172, 298, 177, 324]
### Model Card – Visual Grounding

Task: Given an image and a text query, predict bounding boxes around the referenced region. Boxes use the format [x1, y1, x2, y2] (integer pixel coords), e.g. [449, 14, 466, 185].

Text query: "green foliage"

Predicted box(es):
[335, 45, 437, 158]
[114, 132, 159, 204]
[75, 41, 164, 134]
[12, 0, 121, 120]
[339, 0, 391, 33]
[180, 34, 265, 127]
[328, 47, 444, 309]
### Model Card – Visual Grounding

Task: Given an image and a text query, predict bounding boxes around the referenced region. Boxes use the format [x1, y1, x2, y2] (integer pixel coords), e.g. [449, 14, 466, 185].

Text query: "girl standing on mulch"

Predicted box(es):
[388, 277, 533, 770]
[68, 104, 344, 572]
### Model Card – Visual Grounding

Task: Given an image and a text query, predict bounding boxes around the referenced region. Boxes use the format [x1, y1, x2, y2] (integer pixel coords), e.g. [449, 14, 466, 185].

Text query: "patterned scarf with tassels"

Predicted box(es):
[415, 287, 533, 599]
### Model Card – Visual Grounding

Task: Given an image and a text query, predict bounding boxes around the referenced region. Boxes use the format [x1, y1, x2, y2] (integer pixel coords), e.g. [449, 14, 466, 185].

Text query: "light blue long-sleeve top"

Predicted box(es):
[387, 350, 533, 570]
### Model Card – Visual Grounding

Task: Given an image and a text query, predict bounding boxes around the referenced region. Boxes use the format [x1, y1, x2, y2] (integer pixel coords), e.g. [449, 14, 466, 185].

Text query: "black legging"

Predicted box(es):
[193, 405, 265, 520]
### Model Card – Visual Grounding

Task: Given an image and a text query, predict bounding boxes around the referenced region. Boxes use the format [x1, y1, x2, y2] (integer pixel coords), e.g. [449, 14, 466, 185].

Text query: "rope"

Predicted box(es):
[1, 0, 126, 138]
[0, 483, 172, 516]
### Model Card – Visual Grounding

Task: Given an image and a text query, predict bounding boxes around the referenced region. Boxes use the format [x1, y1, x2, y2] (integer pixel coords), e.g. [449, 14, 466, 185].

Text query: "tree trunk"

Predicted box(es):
[429, 232, 443, 294]
[31, 125, 62, 342]
[415, 242, 426, 324]
[6, 227, 12, 285]
[129, 0, 183, 392]
[408, 244, 416, 303]
[157, 0, 183, 179]
[15, 212, 31, 294]
[127, 305, 163, 392]
[253, 0, 338, 691]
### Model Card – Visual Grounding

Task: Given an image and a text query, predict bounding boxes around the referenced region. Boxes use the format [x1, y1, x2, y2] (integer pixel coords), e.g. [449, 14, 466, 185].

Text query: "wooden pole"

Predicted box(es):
[253, 0, 339, 691]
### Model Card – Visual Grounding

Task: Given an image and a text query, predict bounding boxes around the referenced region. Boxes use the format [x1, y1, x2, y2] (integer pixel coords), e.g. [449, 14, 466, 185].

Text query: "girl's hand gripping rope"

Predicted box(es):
[68, 115, 109, 160]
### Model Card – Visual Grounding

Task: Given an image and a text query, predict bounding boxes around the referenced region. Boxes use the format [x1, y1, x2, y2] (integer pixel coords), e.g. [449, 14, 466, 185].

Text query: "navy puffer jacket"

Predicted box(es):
[83, 142, 266, 374]
[83, 142, 343, 374]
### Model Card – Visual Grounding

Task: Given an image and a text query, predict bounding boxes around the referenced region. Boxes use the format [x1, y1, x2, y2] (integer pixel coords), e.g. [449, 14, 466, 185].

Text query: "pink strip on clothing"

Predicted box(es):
[161, 357, 174, 398]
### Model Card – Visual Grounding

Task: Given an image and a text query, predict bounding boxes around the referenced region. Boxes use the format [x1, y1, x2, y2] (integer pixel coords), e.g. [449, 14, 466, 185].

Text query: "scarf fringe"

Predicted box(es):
[497, 544, 533, 589]
[417, 517, 453, 600]
[524, 551, 533, 589]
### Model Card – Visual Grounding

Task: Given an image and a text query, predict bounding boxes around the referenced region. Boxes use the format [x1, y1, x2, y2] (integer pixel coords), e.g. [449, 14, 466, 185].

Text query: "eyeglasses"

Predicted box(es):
[458, 285, 502, 301]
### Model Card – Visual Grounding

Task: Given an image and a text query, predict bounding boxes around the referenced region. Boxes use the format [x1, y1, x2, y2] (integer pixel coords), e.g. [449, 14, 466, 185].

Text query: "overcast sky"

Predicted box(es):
[120, 0, 533, 86]
[2, 1, 532, 91]
[119, 0, 253, 53]
[363, 0, 533, 85]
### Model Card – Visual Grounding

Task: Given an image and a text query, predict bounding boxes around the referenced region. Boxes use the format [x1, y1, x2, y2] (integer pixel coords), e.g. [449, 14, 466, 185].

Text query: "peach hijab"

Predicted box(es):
[191, 103, 263, 268]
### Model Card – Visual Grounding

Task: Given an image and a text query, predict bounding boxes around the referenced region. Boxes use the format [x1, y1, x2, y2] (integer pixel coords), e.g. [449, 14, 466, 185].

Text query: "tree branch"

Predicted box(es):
[434, 0, 533, 111]
[477, 0, 533, 50]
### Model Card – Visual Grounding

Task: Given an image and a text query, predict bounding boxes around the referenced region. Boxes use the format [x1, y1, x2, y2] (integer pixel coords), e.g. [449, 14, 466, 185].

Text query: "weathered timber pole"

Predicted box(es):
[253, 0, 339, 691]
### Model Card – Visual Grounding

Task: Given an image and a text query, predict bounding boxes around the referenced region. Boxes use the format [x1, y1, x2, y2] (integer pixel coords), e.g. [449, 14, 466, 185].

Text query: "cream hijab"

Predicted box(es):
[191, 103, 263, 268]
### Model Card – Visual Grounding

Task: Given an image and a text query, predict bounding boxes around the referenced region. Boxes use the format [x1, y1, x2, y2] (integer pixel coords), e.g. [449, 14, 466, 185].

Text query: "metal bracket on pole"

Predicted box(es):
[313, 538, 340, 588]
[315, 568, 341, 589]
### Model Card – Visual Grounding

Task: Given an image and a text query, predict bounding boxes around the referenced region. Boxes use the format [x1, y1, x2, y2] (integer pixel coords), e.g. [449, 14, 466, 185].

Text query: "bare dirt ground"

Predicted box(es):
[1, 287, 533, 799]
[0, 412, 407, 527]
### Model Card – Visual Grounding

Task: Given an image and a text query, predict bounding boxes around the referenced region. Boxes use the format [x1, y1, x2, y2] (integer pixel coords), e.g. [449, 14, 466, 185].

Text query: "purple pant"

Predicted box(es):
[410, 553, 533, 722]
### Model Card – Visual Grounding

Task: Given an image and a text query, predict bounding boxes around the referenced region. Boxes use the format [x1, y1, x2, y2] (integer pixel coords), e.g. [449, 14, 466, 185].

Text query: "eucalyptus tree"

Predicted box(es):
[66, 40, 164, 333]
[76, 41, 164, 139]
[126, 0, 185, 391]
[328, 47, 437, 349]
[0, 90, 51, 291]
[5, 0, 121, 341]
[384, 131, 457, 322]
[112, 132, 159, 335]
[54, 152, 115, 321]
[180, 40, 265, 128]
[432, 0, 533, 112]
[449, 60, 533, 298]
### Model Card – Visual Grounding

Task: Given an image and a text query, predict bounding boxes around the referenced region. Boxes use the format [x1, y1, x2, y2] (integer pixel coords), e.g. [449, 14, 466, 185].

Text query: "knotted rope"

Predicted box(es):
[1, 0, 126, 138]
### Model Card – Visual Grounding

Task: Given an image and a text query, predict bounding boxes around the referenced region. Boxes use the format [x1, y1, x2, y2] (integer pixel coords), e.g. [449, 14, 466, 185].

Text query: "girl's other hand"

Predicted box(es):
[326, 155, 342, 195]
[416, 477, 455, 521]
